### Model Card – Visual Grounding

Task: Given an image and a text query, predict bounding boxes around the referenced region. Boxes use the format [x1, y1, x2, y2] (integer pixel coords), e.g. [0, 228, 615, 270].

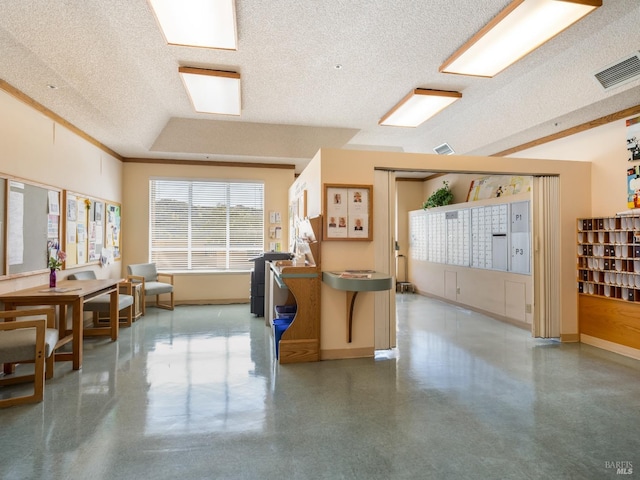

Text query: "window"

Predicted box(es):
[149, 179, 264, 271]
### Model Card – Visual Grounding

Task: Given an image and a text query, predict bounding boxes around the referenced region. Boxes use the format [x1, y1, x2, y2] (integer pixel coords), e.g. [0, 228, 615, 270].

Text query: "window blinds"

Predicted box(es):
[149, 179, 264, 271]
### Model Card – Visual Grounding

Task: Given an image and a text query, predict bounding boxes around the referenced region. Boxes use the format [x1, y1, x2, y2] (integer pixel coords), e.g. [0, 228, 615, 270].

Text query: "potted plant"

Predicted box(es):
[423, 181, 454, 209]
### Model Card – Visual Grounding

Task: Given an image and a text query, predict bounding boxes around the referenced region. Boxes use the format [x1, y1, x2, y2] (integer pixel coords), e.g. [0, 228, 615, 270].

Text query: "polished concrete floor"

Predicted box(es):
[1, 294, 640, 479]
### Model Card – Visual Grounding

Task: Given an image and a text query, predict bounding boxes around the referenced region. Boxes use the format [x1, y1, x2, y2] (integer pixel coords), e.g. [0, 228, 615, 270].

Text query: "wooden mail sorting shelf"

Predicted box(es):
[577, 215, 640, 355]
[577, 216, 640, 301]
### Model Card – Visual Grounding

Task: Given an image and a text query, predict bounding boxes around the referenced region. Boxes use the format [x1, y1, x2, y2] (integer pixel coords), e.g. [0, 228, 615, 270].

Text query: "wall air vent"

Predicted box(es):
[594, 52, 640, 90]
[434, 143, 455, 155]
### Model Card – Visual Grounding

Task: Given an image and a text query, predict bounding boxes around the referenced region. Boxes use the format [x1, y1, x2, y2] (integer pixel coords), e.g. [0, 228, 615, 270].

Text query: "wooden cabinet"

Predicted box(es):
[577, 216, 640, 352]
[270, 265, 321, 363]
[266, 215, 322, 364]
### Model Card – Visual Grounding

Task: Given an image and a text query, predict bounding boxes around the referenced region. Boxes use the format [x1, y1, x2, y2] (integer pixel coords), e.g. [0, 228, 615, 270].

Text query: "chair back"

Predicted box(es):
[127, 263, 159, 282]
[67, 270, 97, 281]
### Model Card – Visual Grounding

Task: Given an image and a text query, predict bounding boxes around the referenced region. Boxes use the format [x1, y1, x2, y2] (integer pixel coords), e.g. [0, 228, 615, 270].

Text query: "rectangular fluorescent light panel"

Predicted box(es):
[149, 0, 237, 50]
[440, 0, 601, 77]
[379, 89, 462, 127]
[179, 67, 241, 115]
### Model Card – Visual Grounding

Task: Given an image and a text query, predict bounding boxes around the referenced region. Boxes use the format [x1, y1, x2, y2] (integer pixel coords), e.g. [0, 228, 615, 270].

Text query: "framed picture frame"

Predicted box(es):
[323, 183, 372, 241]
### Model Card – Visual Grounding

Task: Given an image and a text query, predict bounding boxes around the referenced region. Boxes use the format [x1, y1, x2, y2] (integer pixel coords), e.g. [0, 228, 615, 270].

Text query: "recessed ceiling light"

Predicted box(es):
[334, 64, 343, 70]
[379, 89, 462, 128]
[148, 0, 237, 50]
[179, 67, 241, 115]
[440, 0, 601, 77]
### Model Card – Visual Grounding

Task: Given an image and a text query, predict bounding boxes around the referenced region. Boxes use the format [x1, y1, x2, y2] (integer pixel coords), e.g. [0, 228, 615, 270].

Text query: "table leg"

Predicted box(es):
[58, 305, 69, 337]
[109, 288, 119, 341]
[346, 291, 358, 343]
[3, 303, 16, 374]
[72, 298, 83, 370]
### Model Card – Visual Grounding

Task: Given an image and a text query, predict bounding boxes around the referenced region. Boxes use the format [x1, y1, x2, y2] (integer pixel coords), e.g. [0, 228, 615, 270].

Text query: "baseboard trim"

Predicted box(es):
[560, 333, 579, 343]
[320, 347, 374, 360]
[580, 334, 640, 361]
[169, 299, 250, 306]
[415, 290, 531, 331]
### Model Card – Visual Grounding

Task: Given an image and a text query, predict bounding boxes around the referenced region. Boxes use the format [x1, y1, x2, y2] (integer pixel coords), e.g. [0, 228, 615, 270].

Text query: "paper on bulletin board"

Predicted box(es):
[76, 198, 85, 220]
[47, 214, 59, 239]
[66, 196, 77, 222]
[67, 221, 76, 244]
[8, 190, 24, 265]
[77, 242, 86, 264]
[48, 191, 60, 215]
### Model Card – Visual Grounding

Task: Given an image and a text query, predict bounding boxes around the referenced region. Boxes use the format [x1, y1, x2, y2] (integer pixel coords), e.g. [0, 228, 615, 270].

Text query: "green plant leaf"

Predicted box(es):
[423, 181, 454, 209]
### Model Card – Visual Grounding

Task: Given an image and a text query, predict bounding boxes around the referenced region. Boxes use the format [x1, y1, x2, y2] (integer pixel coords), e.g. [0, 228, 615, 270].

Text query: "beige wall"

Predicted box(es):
[511, 118, 629, 216]
[395, 180, 422, 261]
[0, 89, 123, 293]
[122, 162, 295, 304]
[290, 152, 322, 218]
[423, 173, 478, 205]
[294, 148, 590, 357]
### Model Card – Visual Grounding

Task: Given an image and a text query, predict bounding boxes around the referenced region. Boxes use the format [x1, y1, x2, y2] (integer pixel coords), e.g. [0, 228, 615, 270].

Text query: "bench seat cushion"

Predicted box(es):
[84, 294, 134, 313]
[0, 327, 59, 363]
[142, 281, 173, 296]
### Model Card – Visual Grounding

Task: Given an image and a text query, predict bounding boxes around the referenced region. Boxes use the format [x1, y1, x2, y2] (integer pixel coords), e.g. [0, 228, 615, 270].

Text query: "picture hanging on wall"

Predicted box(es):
[627, 116, 640, 162]
[323, 184, 372, 241]
[627, 165, 640, 208]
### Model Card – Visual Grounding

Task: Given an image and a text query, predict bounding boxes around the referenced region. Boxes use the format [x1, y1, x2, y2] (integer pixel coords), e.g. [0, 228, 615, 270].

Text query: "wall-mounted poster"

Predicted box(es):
[627, 165, 640, 208]
[627, 116, 640, 162]
[324, 184, 372, 241]
[467, 175, 532, 201]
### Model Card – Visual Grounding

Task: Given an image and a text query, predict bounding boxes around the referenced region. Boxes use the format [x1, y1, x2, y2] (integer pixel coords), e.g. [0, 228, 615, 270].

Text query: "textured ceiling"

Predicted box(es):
[0, 0, 639, 173]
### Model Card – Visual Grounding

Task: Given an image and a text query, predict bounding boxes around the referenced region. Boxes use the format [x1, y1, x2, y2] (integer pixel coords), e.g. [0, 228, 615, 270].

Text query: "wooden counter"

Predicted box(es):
[269, 264, 321, 364]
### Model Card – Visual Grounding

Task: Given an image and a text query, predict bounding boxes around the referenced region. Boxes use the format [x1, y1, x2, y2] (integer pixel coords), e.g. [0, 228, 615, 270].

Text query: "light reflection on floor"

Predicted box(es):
[1, 297, 640, 480]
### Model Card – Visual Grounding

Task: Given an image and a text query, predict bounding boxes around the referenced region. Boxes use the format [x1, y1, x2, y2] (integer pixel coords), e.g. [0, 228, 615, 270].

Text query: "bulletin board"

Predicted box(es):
[7, 179, 61, 275]
[105, 202, 121, 259]
[63, 191, 110, 267]
[323, 184, 372, 241]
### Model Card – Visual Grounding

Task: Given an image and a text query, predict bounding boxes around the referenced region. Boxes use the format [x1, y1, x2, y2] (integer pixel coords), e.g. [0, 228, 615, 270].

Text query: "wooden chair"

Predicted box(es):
[127, 263, 174, 315]
[67, 271, 135, 327]
[0, 308, 58, 408]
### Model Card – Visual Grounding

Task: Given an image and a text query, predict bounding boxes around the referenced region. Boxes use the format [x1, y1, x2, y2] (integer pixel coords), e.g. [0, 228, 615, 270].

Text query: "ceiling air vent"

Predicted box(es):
[434, 143, 454, 155]
[594, 52, 640, 90]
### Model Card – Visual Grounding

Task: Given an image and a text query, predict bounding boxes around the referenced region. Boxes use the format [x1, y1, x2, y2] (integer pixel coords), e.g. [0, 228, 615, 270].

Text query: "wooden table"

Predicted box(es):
[0, 278, 120, 370]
